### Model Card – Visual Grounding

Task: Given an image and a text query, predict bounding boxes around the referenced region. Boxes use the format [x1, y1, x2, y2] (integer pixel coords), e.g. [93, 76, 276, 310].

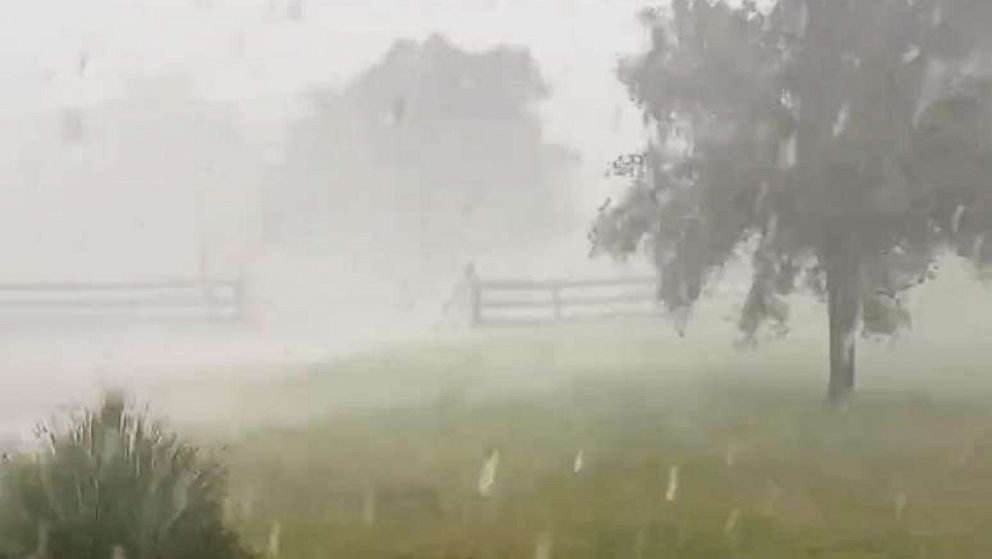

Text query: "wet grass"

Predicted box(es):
[138, 318, 992, 558]
[212, 362, 992, 558]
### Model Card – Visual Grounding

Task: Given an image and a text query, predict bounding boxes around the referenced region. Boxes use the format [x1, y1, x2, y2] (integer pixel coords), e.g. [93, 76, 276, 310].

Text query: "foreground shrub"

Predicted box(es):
[0, 392, 254, 559]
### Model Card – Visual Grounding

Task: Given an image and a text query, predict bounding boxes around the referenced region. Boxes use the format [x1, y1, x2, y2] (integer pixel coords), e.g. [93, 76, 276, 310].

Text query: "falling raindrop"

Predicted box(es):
[952, 204, 965, 235]
[534, 531, 553, 559]
[724, 509, 741, 535]
[362, 485, 376, 526]
[903, 44, 922, 64]
[777, 135, 797, 169]
[832, 103, 850, 138]
[665, 465, 679, 502]
[573, 449, 584, 474]
[725, 441, 738, 467]
[973, 234, 985, 262]
[894, 492, 908, 520]
[478, 449, 499, 497]
[267, 521, 281, 557]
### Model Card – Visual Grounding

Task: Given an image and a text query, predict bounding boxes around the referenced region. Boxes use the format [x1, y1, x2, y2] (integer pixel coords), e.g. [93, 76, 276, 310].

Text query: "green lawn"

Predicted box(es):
[173, 323, 992, 558]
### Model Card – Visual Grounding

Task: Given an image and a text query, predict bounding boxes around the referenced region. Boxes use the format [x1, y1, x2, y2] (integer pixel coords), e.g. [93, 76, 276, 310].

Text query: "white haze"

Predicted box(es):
[0, 0, 660, 440]
[1, 0, 989, 442]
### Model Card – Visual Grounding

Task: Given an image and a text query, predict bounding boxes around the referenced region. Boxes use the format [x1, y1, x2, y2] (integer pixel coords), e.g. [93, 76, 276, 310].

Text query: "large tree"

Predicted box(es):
[268, 35, 577, 273]
[591, 0, 992, 403]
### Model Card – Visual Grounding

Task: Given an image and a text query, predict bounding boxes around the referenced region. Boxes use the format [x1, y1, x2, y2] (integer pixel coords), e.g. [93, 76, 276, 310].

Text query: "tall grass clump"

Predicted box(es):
[0, 391, 254, 559]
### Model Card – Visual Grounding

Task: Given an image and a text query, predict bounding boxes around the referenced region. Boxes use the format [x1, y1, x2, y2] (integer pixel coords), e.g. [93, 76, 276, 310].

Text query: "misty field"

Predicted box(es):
[153, 323, 992, 559]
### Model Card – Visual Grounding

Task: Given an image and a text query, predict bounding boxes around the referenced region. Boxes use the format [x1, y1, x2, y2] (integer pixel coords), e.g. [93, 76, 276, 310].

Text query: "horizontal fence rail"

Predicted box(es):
[448, 265, 662, 327]
[0, 279, 244, 321]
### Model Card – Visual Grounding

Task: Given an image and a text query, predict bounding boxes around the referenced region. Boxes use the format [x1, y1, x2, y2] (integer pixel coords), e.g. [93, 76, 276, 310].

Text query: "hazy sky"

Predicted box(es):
[0, 0, 659, 278]
[0, 0, 651, 149]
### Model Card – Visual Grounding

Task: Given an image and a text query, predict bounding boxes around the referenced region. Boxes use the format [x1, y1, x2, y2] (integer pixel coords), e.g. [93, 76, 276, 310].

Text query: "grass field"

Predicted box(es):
[169, 322, 992, 558]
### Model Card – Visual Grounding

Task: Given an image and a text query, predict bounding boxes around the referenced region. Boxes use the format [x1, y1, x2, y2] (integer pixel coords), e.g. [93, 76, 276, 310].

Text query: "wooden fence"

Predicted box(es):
[0, 278, 245, 321]
[442, 265, 662, 327]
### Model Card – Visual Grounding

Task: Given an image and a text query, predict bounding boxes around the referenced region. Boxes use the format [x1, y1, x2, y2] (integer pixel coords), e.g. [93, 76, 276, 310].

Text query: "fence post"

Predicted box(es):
[551, 284, 563, 322]
[203, 280, 216, 320]
[466, 263, 481, 327]
[233, 278, 246, 320]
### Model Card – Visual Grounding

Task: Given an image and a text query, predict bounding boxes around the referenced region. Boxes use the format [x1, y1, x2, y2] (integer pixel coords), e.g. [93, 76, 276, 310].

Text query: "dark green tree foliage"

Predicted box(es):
[0, 392, 253, 559]
[591, 0, 992, 401]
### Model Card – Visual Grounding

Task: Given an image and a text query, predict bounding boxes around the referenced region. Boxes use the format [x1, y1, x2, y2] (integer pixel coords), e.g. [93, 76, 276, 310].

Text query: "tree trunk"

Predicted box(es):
[825, 231, 861, 405]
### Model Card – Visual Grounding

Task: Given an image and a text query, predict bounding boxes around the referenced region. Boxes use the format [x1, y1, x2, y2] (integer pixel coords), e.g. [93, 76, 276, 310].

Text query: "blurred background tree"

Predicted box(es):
[267, 34, 579, 280]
